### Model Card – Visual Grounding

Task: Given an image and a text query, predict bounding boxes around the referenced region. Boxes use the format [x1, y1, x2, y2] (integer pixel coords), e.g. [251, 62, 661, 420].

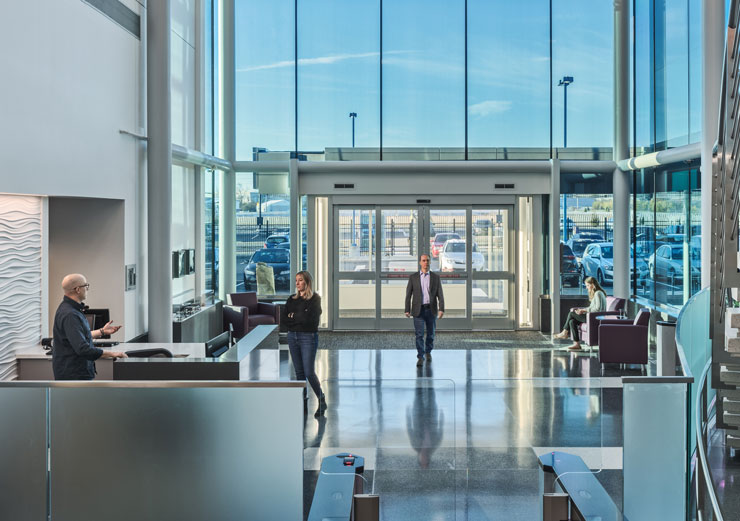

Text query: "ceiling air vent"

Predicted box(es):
[495, 183, 515, 189]
[334, 183, 355, 189]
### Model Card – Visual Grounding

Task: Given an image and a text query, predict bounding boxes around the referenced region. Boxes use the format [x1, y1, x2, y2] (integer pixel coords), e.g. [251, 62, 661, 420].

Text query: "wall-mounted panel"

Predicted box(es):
[0, 195, 42, 380]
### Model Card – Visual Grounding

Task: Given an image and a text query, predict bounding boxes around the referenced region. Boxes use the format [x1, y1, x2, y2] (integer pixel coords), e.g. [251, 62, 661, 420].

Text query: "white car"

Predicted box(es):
[438, 239, 484, 271]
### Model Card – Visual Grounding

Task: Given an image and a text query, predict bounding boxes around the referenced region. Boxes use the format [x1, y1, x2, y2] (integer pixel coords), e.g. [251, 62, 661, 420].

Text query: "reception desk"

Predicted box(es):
[15, 325, 281, 381]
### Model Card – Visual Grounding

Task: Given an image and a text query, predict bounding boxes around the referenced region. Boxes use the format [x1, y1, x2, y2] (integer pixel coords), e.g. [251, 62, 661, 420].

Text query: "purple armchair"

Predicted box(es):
[223, 305, 249, 339]
[598, 308, 651, 364]
[227, 292, 280, 335]
[576, 296, 626, 346]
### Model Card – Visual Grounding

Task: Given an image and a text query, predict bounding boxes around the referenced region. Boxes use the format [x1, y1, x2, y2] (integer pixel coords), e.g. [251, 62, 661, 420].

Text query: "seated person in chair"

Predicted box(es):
[553, 276, 607, 351]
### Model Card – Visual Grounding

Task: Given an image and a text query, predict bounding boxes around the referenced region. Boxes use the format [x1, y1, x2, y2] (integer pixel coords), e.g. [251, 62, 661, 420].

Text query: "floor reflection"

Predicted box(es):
[408, 367, 444, 469]
[301, 345, 629, 520]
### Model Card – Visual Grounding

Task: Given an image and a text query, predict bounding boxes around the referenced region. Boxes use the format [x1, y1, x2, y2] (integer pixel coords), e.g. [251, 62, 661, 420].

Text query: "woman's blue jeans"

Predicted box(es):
[287, 331, 323, 399]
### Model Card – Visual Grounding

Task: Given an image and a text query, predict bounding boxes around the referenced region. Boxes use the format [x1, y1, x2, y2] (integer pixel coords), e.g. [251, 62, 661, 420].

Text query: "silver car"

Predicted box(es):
[581, 242, 648, 286]
[438, 239, 484, 271]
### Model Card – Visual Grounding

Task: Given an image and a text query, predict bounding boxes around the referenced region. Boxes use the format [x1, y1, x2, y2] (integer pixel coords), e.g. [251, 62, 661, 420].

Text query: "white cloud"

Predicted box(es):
[468, 100, 513, 117]
[238, 50, 414, 73]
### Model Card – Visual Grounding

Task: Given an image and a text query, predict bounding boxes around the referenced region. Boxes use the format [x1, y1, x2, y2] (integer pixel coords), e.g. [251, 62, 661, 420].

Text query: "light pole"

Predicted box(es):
[557, 76, 574, 147]
[558, 76, 573, 242]
[349, 112, 357, 147]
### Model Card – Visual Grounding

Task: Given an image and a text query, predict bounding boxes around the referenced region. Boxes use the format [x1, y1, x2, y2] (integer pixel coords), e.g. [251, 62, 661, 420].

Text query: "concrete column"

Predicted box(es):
[147, 0, 173, 342]
[218, 0, 236, 300]
[702, 0, 725, 288]
[550, 159, 560, 334]
[612, 0, 631, 299]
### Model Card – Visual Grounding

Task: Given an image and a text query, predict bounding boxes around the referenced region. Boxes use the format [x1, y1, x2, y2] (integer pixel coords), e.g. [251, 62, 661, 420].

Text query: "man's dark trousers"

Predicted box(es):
[414, 304, 436, 358]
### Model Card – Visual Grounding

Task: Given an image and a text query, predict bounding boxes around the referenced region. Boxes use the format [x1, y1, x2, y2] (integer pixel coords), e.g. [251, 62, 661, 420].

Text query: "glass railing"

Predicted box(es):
[0, 381, 305, 521]
[675, 287, 711, 455]
[310, 377, 609, 520]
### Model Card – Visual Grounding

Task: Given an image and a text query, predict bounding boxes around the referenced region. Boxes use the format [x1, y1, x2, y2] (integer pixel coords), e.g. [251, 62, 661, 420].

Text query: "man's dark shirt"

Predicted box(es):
[52, 296, 103, 380]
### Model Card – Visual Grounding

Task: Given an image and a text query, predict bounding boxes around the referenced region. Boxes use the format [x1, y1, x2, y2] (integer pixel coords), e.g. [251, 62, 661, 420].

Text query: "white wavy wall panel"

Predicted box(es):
[0, 196, 42, 380]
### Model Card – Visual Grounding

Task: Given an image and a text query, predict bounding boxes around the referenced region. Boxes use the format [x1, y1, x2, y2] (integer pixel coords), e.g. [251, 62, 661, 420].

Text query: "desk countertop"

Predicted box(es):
[16, 343, 205, 360]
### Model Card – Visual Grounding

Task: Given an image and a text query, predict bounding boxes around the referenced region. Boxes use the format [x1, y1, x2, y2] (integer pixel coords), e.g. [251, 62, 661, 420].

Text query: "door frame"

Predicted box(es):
[331, 196, 518, 330]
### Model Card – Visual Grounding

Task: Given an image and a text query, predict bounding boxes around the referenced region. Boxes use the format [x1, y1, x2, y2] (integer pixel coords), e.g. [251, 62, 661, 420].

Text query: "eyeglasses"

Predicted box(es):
[75, 284, 90, 290]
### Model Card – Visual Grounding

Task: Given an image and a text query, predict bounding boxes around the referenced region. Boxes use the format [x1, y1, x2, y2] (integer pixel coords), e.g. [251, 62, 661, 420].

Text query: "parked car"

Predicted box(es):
[473, 219, 494, 234]
[264, 233, 289, 249]
[430, 232, 461, 258]
[438, 239, 484, 271]
[656, 233, 685, 244]
[648, 244, 700, 283]
[581, 242, 647, 286]
[243, 248, 291, 291]
[275, 241, 308, 266]
[565, 238, 594, 267]
[560, 243, 581, 287]
[570, 231, 604, 241]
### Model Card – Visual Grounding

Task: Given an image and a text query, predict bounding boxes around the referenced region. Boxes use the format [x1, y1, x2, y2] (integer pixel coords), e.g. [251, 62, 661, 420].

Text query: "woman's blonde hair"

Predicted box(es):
[293, 270, 315, 300]
[584, 276, 605, 300]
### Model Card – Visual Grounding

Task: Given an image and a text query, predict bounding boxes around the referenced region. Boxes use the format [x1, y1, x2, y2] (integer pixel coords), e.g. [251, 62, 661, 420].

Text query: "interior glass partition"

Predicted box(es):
[307, 371, 607, 520]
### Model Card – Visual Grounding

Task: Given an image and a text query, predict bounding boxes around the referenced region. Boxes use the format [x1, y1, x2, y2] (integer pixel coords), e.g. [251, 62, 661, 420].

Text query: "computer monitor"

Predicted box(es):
[84, 308, 110, 332]
[205, 331, 231, 358]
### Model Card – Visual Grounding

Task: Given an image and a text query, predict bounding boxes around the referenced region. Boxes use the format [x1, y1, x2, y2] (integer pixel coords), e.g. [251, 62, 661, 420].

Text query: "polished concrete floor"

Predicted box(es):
[298, 336, 639, 520]
[707, 428, 740, 520]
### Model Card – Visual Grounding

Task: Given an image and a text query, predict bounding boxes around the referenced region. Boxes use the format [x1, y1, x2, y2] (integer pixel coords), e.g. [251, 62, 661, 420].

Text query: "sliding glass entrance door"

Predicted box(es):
[332, 204, 515, 329]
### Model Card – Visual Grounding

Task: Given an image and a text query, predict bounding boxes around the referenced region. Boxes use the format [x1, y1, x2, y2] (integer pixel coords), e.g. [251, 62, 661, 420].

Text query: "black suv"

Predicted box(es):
[560, 243, 581, 287]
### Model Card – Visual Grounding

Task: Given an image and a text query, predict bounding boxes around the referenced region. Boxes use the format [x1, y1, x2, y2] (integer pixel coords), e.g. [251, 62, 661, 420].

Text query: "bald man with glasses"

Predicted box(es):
[52, 274, 127, 380]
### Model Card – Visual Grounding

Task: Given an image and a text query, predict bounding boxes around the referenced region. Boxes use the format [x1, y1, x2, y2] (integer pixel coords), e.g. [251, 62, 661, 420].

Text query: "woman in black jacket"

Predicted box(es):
[283, 270, 326, 417]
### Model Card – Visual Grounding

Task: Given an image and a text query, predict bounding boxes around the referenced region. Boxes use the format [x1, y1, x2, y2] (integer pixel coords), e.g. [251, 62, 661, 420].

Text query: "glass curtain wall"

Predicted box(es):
[632, 163, 701, 307]
[297, 0, 380, 156]
[633, 0, 702, 154]
[552, 0, 614, 153]
[204, 0, 219, 295]
[234, 0, 621, 160]
[235, 0, 295, 159]
[467, 0, 550, 153]
[205, 169, 220, 295]
[382, 0, 465, 157]
[559, 173, 614, 297]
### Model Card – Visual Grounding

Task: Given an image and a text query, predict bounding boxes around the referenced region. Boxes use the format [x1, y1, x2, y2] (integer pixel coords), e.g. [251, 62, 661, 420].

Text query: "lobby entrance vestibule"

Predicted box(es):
[323, 198, 533, 330]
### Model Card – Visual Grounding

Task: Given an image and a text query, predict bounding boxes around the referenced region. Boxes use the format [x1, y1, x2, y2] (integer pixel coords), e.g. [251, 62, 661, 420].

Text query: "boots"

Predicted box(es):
[314, 394, 327, 418]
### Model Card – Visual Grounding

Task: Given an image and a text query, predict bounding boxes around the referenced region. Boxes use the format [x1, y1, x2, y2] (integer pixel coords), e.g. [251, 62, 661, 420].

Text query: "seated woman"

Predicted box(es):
[553, 276, 607, 350]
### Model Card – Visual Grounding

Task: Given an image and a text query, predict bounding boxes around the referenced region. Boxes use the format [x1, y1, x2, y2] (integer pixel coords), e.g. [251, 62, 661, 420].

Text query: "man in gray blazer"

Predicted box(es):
[405, 254, 445, 367]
